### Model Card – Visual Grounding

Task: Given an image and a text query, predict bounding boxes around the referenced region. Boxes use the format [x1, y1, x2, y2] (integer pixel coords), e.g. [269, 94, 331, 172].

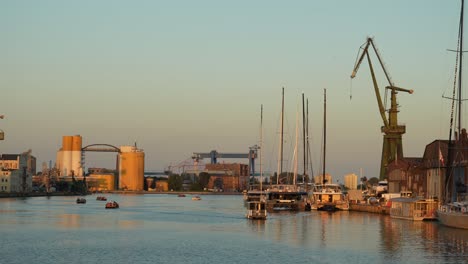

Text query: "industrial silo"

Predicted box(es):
[119, 146, 145, 191]
[61, 136, 73, 176]
[71, 135, 83, 176]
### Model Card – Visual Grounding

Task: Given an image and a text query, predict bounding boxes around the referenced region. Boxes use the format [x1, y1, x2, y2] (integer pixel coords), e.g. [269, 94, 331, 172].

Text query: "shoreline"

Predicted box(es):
[0, 190, 243, 198]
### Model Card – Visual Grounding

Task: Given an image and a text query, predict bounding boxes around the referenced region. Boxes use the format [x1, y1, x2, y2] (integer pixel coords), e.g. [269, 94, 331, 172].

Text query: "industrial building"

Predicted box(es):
[56, 135, 83, 177]
[55, 135, 145, 191]
[119, 145, 145, 191]
[0, 151, 35, 193]
[204, 163, 249, 192]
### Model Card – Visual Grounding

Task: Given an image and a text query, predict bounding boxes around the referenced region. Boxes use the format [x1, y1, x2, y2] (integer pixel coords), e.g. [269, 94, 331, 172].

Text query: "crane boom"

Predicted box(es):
[350, 37, 414, 180]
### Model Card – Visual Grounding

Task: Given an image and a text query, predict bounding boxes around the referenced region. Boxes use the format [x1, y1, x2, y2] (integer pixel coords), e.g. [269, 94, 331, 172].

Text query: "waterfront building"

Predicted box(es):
[386, 131, 468, 201]
[344, 173, 358, 190]
[0, 152, 35, 193]
[204, 163, 249, 192]
[387, 157, 424, 195]
[87, 173, 116, 191]
[56, 135, 83, 177]
[422, 140, 448, 200]
[155, 180, 168, 191]
[119, 145, 145, 191]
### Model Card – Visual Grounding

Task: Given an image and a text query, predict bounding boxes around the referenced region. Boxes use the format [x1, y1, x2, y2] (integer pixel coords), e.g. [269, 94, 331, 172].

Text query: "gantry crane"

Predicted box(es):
[192, 147, 258, 176]
[351, 37, 414, 180]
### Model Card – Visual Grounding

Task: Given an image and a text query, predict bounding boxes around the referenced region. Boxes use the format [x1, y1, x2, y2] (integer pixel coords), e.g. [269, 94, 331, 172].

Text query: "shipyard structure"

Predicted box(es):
[56, 135, 145, 191]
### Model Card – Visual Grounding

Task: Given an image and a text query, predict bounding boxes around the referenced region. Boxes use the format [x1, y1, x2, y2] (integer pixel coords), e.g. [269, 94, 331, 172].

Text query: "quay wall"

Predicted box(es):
[350, 203, 390, 215]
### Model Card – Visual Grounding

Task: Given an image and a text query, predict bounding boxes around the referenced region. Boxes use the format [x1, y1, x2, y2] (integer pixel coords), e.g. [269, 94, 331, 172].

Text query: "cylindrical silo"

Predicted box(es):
[119, 146, 145, 191]
[71, 135, 82, 176]
[62, 136, 73, 176]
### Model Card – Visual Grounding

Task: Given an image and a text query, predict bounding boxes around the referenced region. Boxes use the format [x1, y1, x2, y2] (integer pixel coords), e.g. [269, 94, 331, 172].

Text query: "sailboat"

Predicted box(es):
[437, 0, 468, 229]
[264, 88, 310, 212]
[311, 89, 349, 211]
[246, 105, 267, 220]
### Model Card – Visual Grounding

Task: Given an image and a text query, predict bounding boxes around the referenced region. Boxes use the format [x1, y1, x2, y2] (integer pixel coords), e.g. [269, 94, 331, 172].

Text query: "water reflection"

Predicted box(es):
[0, 195, 466, 264]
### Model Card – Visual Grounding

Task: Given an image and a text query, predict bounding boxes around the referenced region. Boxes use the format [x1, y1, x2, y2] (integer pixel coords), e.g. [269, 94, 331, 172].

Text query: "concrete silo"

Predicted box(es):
[119, 146, 145, 191]
[56, 135, 83, 177]
[71, 135, 83, 176]
[61, 136, 73, 176]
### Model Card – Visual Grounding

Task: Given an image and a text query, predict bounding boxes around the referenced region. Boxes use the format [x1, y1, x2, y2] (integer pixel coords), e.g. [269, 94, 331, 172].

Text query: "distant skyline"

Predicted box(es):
[0, 1, 465, 182]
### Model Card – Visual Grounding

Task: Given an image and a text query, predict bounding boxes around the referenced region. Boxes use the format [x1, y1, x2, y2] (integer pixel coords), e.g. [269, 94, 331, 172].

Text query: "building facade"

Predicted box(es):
[344, 173, 358, 190]
[0, 152, 35, 193]
[205, 163, 249, 192]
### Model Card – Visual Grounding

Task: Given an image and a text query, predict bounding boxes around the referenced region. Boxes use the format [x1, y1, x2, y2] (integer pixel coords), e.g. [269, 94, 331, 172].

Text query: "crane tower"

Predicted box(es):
[351, 37, 414, 180]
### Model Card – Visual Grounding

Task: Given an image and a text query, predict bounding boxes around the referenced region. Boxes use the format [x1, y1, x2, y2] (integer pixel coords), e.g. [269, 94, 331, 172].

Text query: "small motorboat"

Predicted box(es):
[178, 194, 186, 197]
[192, 196, 201, 201]
[96, 196, 107, 201]
[76, 198, 86, 204]
[105, 201, 119, 209]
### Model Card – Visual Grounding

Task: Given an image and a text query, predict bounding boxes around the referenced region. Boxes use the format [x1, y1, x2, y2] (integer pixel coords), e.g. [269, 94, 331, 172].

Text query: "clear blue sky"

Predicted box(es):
[0, 0, 464, 182]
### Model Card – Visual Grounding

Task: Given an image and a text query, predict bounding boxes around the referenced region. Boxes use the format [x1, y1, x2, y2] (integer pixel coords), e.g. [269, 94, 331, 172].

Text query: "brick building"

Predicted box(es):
[204, 163, 249, 192]
[387, 157, 424, 196]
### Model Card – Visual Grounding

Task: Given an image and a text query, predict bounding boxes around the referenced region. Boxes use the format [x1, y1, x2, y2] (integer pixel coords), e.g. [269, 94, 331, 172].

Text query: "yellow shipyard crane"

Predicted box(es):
[351, 37, 413, 180]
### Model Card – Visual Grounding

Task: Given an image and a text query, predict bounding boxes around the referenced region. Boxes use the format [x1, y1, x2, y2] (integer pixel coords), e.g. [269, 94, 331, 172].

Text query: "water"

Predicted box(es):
[0, 194, 466, 264]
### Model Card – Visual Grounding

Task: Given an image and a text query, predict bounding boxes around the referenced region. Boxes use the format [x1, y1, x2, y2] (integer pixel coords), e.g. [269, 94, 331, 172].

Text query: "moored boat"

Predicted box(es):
[246, 200, 267, 220]
[389, 196, 437, 221]
[311, 183, 349, 211]
[76, 198, 86, 204]
[105, 201, 119, 209]
[192, 195, 201, 201]
[96, 196, 107, 201]
[265, 184, 310, 212]
[178, 194, 186, 197]
[437, 202, 468, 229]
[310, 90, 348, 212]
[243, 187, 264, 204]
[436, 0, 468, 230]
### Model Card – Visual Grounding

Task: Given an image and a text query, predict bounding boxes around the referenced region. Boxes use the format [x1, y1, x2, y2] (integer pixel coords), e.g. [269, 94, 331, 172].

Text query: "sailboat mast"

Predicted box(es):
[293, 105, 299, 185]
[307, 98, 313, 181]
[277, 87, 285, 184]
[260, 105, 263, 193]
[458, 0, 464, 136]
[323, 89, 327, 185]
[281, 87, 285, 176]
[446, 0, 465, 203]
[302, 93, 306, 184]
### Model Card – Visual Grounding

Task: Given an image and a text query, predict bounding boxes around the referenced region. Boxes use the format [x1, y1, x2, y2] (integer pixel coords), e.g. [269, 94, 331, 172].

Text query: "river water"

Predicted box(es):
[0, 194, 466, 264]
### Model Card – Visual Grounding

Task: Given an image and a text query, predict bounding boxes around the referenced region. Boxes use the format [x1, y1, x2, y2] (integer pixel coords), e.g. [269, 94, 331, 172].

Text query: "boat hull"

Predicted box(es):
[437, 210, 468, 229]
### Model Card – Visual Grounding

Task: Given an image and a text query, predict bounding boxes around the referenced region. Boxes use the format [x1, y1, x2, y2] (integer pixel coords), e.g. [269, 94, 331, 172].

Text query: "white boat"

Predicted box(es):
[246, 200, 267, 220]
[389, 196, 438, 221]
[192, 196, 201, 201]
[437, 202, 468, 229]
[311, 183, 349, 211]
[246, 105, 268, 220]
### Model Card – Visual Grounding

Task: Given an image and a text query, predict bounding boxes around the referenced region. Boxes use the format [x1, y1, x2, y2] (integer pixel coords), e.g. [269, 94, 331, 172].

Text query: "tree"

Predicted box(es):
[198, 172, 211, 189]
[168, 174, 183, 191]
[368, 177, 379, 186]
[190, 182, 203, 191]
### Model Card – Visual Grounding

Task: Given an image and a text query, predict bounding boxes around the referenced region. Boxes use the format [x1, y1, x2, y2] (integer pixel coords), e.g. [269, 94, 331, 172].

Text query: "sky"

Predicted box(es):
[0, 0, 465, 183]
